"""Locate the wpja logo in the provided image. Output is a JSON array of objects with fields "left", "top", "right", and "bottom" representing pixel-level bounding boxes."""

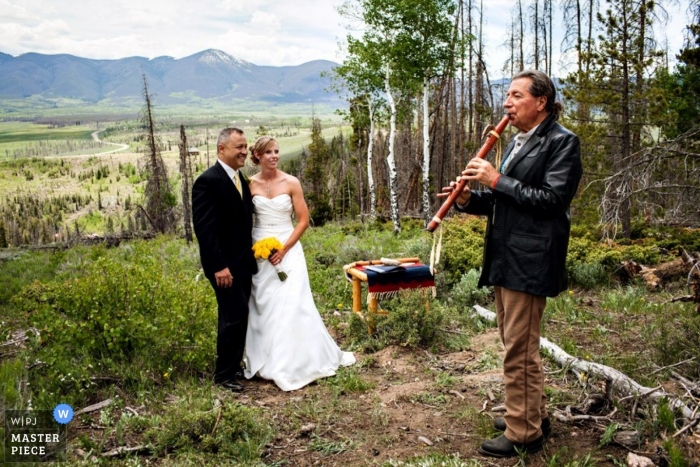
[{"left": 3, "top": 406, "right": 69, "bottom": 462}]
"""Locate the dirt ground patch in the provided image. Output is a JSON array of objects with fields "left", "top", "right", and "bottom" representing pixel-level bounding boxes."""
[
  {"left": 232, "top": 328, "right": 639, "bottom": 466},
  {"left": 63, "top": 307, "right": 698, "bottom": 466}
]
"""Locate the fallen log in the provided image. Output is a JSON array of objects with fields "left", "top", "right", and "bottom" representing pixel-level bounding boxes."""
[
  {"left": 472, "top": 305, "right": 697, "bottom": 420},
  {"left": 621, "top": 250, "right": 700, "bottom": 291}
]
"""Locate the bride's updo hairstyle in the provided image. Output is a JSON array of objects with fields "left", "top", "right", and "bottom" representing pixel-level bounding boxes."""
[{"left": 249, "top": 135, "right": 278, "bottom": 166}]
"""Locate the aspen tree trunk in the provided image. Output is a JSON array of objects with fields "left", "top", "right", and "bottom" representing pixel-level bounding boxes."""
[
  {"left": 534, "top": 0, "right": 540, "bottom": 68},
  {"left": 422, "top": 76, "right": 431, "bottom": 225},
  {"left": 385, "top": 63, "right": 401, "bottom": 234},
  {"left": 367, "top": 99, "right": 377, "bottom": 221}
]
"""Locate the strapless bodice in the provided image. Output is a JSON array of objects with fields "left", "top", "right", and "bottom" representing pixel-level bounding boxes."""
[{"left": 253, "top": 194, "right": 294, "bottom": 228}]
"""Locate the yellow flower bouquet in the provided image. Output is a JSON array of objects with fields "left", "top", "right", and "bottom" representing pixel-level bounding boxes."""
[{"left": 252, "top": 237, "right": 288, "bottom": 281}]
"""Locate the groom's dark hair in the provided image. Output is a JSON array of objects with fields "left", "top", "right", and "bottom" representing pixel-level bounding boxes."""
[{"left": 217, "top": 127, "right": 244, "bottom": 148}]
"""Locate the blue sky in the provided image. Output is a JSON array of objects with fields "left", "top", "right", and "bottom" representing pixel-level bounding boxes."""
[{"left": 0, "top": 0, "right": 692, "bottom": 78}]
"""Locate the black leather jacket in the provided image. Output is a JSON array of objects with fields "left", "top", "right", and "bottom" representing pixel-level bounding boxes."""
[{"left": 456, "top": 113, "right": 582, "bottom": 297}]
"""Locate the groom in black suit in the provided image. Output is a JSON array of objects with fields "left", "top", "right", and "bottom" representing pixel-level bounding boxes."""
[{"left": 192, "top": 127, "right": 257, "bottom": 391}]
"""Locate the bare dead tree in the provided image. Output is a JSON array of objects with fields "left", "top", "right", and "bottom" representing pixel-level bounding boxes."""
[
  {"left": 467, "top": 0, "right": 475, "bottom": 157},
  {"left": 140, "top": 73, "right": 176, "bottom": 234},
  {"left": 561, "top": 0, "right": 582, "bottom": 73},
  {"left": 547, "top": 0, "right": 553, "bottom": 75},
  {"left": 458, "top": 0, "right": 468, "bottom": 173},
  {"left": 518, "top": 0, "right": 525, "bottom": 69},
  {"left": 598, "top": 128, "right": 700, "bottom": 237},
  {"left": 178, "top": 125, "right": 193, "bottom": 243}
]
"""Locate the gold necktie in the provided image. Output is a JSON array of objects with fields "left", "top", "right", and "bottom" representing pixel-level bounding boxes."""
[{"left": 233, "top": 172, "right": 242, "bottom": 196}]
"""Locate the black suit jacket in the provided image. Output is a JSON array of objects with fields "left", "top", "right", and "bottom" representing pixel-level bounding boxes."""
[{"left": 192, "top": 161, "right": 257, "bottom": 281}]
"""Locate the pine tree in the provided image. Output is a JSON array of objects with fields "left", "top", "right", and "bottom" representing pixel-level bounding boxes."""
[
  {"left": 304, "top": 118, "right": 333, "bottom": 226},
  {"left": 564, "top": 0, "right": 664, "bottom": 238}
]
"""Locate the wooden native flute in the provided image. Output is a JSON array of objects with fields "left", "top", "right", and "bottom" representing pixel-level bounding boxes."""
[{"left": 426, "top": 114, "right": 510, "bottom": 232}]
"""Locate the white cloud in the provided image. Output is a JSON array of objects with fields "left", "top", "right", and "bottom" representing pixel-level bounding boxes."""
[
  {"left": 249, "top": 11, "right": 281, "bottom": 31},
  {"left": 0, "top": 0, "right": 692, "bottom": 72}
]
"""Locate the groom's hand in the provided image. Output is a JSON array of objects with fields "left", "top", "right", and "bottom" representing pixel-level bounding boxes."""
[{"left": 215, "top": 268, "right": 234, "bottom": 288}]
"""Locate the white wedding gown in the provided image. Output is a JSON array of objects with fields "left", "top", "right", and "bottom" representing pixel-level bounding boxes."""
[{"left": 243, "top": 194, "right": 356, "bottom": 391}]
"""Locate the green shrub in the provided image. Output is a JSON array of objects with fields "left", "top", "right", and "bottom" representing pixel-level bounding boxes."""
[
  {"left": 0, "top": 359, "right": 28, "bottom": 410},
  {"left": 570, "top": 262, "right": 609, "bottom": 289},
  {"left": 346, "top": 291, "right": 446, "bottom": 351},
  {"left": 436, "top": 216, "right": 486, "bottom": 287},
  {"left": 318, "top": 366, "right": 375, "bottom": 395},
  {"left": 12, "top": 239, "right": 216, "bottom": 407},
  {"left": 641, "top": 226, "right": 700, "bottom": 254},
  {"left": 566, "top": 237, "right": 663, "bottom": 288},
  {"left": 450, "top": 269, "right": 492, "bottom": 307}
]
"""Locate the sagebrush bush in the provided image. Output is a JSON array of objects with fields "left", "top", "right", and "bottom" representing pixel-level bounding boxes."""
[
  {"left": 450, "top": 269, "right": 493, "bottom": 308},
  {"left": 569, "top": 262, "right": 609, "bottom": 289}
]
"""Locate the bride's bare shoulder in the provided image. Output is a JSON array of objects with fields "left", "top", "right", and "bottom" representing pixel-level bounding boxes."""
[{"left": 280, "top": 172, "right": 300, "bottom": 185}]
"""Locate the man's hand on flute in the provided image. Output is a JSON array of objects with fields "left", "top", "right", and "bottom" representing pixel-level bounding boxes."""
[
  {"left": 437, "top": 174, "right": 472, "bottom": 205},
  {"left": 438, "top": 156, "right": 500, "bottom": 205},
  {"left": 464, "top": 157, "right": 500, "bottom": 188}
]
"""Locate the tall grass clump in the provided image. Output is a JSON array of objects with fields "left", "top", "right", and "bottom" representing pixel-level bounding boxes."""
[
  {"left": 649, "top": 300, "right": 700, "bottom": 380},
  {"left": 143, "top": 396, "right": 273, "bottom": 463},
  {"left": 11, "top": 237, "right": 215, "bottom": 408}
]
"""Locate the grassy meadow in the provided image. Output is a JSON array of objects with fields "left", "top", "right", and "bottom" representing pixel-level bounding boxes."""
[
  {"left": 1, "top": 114, "right": 699, "bottom": 466},
  {"left": 0, "top": 116, "right": 349, "bottom": 241},
  {"left": 1, "top": 220, "right": 699, "bottom": 466}
]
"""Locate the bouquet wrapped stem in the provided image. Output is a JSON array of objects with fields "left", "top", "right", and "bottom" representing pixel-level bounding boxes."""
[
  {"left": 270, "top": 249, "right": 288, "bottom": 281},
  {"left": 252, "top": 237, "right": 288, "bottom": 281}
]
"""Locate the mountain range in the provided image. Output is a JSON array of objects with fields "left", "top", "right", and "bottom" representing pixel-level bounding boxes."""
[{"left": 0, "top": 49, "right": 341, "bottom": 106}]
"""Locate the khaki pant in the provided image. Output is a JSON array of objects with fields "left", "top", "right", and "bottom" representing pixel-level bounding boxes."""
[{"left": 495, "top": 286, "right": 548, "bottom": 443}]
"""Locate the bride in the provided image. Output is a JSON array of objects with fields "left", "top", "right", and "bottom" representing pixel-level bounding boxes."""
[{"left": 242, "top": 135, "right": 356, "bottom": 391}]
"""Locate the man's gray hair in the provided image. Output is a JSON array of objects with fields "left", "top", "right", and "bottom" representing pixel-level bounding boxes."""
[
  {"left": 512, "top": 69, "right": 563, "bottom": 117},
  {"left": 217, "top": 127, "right": 244, "bottom": 148}
]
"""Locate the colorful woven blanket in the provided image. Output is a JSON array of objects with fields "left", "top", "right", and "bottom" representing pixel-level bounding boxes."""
[{"left": 353, "top": 263, "right": 435, "bottom": 298}]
